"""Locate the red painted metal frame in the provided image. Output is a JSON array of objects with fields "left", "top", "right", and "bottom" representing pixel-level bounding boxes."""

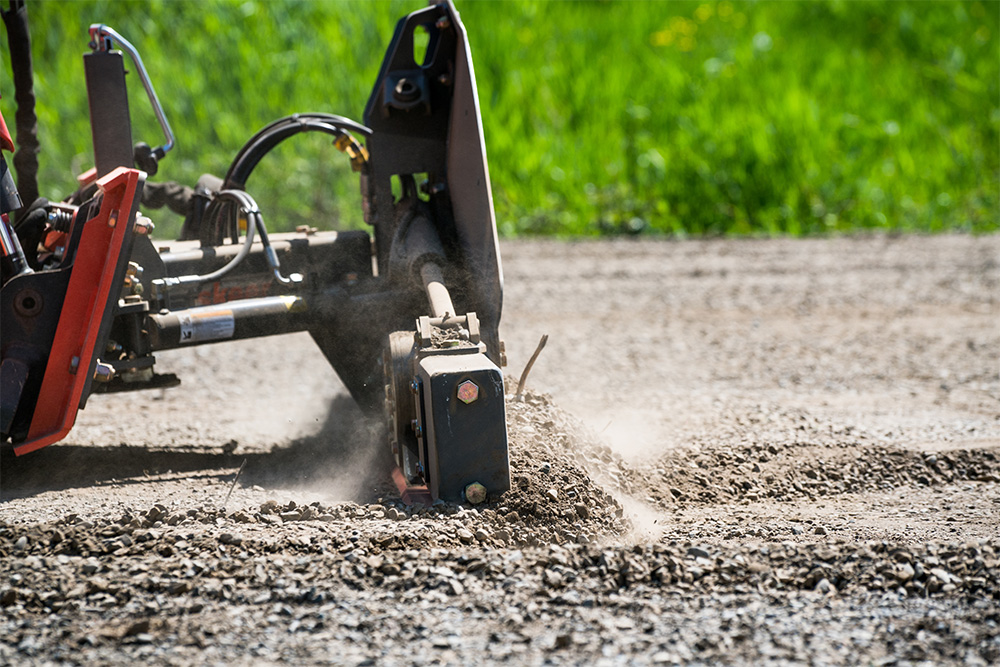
[
  {"left": 391, "top": 466, "right": 433, "bottom": 506},
  {"left": 14, "top": 167, "right": 142, "bottom": 455}
]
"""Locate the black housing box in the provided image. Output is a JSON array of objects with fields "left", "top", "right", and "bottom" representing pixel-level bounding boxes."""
[{"left": 416, "top": 348, "right": 509, "bottom": 501}]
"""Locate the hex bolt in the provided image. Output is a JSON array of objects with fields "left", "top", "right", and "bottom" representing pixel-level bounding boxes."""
[
  {"left": 93, "top": 362, "right": 116, "bottom": 383},
  {"left": 134, "top": 215, "right": 155, "bottom": 235},
  {"left": 464, "top": 482, "right": 487, "bottom": 505},
  {"left": 457, "top": 380, "right": 479, "bottom": 404}
]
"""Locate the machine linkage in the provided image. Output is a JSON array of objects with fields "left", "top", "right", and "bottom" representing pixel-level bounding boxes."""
[{"left": 0, "top": 0, "right": 509, "bottom": 502}]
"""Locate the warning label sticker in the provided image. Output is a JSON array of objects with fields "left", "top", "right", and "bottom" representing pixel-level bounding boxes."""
[{"left": 178, "top": 310, "right": 235, "bottom": 344}]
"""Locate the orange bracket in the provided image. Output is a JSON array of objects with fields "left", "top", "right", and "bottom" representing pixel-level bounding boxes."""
[{"left": 15, "top": 167, "right": 144, "bottom": 455}]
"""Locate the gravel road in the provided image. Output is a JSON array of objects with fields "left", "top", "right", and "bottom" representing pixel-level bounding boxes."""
[{"left": 2, "top": 234, "right": 999, "bottom": 665}]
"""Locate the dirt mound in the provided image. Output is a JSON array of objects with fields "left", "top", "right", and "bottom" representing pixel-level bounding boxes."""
[
  {"left": 532, "top": 400, "right": 1000, "bottom": 511},
  {"left": 649, "top": 442, "right": 999, "bottom": 506},
  {"left": 501, "top": 391, "right": 629, "bottom": 543}
]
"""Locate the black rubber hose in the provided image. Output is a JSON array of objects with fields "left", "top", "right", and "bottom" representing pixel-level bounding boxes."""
[
  {"left": 2, "top": 0, "right": 40, "bottom": 212},
  {"left": 11, "top": 197, "right": 49, "bottom": 270},
  {"left": 159, "top": 190, "right": 258, "bottom": 288},
  {"left": 229, "top": 112, "right": 370, "bottom": 169},
  {"left": 222, "top": 113, "right": 370, "bottom": 191}
]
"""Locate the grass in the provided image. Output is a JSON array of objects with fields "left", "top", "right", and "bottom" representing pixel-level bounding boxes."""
[{"left": 3, "top": 0, "right": 997, "bottom": 238}]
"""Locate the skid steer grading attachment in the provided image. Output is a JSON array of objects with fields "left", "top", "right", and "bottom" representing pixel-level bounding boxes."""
[{"left": 0, "top": 0, "right": 509, "bottom": 502}]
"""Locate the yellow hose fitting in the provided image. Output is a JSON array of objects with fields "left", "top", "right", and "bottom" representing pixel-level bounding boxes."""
[{"left": 334, "top": 134, "right": 370, "bottom": 172}]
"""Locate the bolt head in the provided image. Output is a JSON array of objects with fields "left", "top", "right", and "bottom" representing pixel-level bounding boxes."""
[
  {"left": 464, "top": 482, "right": 487, "bottom": 505},
  {"left": 93, "top": 363, "right": 115, "bottom": 382},
  {"left": 457, "top": 380, "right": 479, "bottom": 404},
  {"left": 134, "top": 215, "right": 154, "bottom": 235}
]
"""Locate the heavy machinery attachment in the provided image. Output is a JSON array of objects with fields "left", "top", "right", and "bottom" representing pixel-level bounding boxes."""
[{"left": 0, "top": 0, "right": 509, "bottom": 502}]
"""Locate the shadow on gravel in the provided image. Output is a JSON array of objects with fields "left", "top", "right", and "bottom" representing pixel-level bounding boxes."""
[{"left": 0, "top": 395, "right": 387, "bottom": 502}]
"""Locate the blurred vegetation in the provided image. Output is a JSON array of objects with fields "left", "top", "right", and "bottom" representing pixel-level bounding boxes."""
[{"left": 1, "top": 0, "right": 997, "bottom": 238}]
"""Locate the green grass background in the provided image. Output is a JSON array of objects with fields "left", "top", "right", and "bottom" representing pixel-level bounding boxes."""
[{"left": 2, "top": 0, "right": 997, "bottom": 238}]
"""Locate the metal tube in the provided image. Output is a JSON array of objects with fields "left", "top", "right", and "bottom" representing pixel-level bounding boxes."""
[
  {"left": 420, "top": 261, "right": 455, "bottom": 319},
  {"left": 0, "top": 213, "right": 30, "bottom": 277},
  {"left": 147, "top": 295, "right": 310, "bottom": 351}
]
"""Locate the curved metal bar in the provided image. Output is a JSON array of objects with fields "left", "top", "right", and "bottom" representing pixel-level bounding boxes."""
[{"left": 88, "top": 24, "right": 175, "bottom": 157}]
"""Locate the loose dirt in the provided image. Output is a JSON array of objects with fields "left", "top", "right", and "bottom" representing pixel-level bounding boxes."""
[{"left": 2, "top": 234, "right": 998, "bottom": 665}]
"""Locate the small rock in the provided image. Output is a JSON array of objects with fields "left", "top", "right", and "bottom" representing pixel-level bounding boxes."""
[
  {"left": 574, "top": 503, "right": 589, "bottom": 519},
  {"left": 929, "top": 568, "right": 953, "bottom": 585},
  {"left": 170, "top": 581, "right": 191, "bottom": 595},
  {"left": 687, "top": 546, "right": 711, "bottom": 560},
  {"left": 146, "top": 505, "right": 167, "bottom": 523},
  {"left": 814, "top": 526, "right": 827, "bottom": 536},
  {"left": 13, "top": 536, "right": 27, "bottom": 551},
  {"left": 123, "top": 620, "right": 151, "bottom": 637},
  {"left": 815, "top": 578, "right": 835, "bottom": 595},
  {"left": 544, "top": 489, "right": 559, "bottom": 503},
  {"left": 457, "top": 529, "right": 475, "bottom": 544}
]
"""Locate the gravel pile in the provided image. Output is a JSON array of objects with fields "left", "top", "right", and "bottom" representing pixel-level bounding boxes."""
[
  {"left": 555, "top": 401, "right": 1000, "bottom": 509},
  {"left": 633, "top": 440, "right": 1000, "bottom": 509},
  {"left": 502, "top": 392, "right": 629, "bottom": 543},
  {"left": 2, "top": 509, "right": 998, "bottom": 664},
  {"left": 2, "top": 513, "right": 998, "bottom": 605}
]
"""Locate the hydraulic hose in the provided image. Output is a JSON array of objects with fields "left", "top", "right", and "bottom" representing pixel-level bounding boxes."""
[
  {"left": 153, "top": 189, "right": 258, "bottom": 289},
  {"left": 154, "top": 188, "right": 300, "bottom": 291},
  {"left": 2, "top": 0, "right": 40, "bottom": 211},
  {"left": 223, "top": 113, "right": 371, "bottom": 191}
]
